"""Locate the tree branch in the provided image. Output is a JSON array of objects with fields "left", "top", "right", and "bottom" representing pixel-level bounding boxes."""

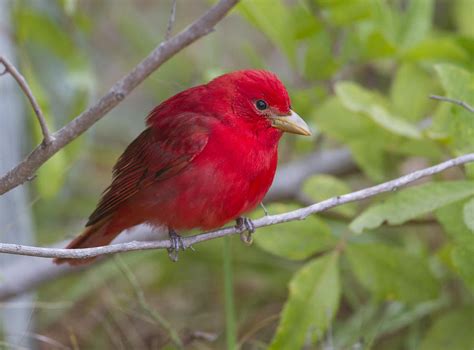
[
  {"left": 0, "top": 0, "right": 239, "bottom": 196},
  {"left": 0, "top": 228, "right": 166, "bottom": 301},
  {"left": 430, "top": 95, "right": 474, "bottom": 113},
  {"left": 0, "top": 147, "right": 355, "bottom": 301},
  {"left": 0, "top": 153, "right": 472, "bottom": 260},
  {"left": 0, "top": 55, "right": 53, "bottom": 144}
]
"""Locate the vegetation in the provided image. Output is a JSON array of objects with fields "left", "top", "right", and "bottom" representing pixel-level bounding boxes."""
[{"left": 2, "top": 0, "right": 473, "bottom": 349}]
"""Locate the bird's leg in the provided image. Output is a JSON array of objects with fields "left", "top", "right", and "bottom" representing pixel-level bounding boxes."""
[
  {"left": 167, "top": 228, "right": 185, "bottom": 262},
  {"left": 235, "top": 216, "right": 256, "bottom": 245},
  {"left": 260, "top": 202, "right": 269, "bottom": 216}
]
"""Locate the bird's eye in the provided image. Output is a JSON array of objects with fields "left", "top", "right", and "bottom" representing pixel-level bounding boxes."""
[{"left": 255, "top": 99, "right": 268, "bottom": 111}]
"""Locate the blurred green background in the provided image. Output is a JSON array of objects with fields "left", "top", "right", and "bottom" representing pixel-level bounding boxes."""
[{"left": 1, "top": 0, "right": 474, "bottom": 349}]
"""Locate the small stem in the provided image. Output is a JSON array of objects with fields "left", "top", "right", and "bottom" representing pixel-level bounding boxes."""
[
  {"left": 114, "top": 255, "right": 183, "bottom": 349},
  {"left": 165, "top": 0, "right": 177, "bottom": 40},
  {"left": 430, "top": 95, "right": 474, "bottom": 113},
  {"left": 260, "top": 202, "right": 269, "bottom": 216},
  {"left": 0, "top": 56, "right": 54, "bottom": 144},
  {"left": 223, "top": 236, "right": 237, "bottom": 350}
]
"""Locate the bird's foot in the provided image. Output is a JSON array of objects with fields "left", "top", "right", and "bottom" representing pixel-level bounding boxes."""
[
  {"left": 167, "top": 229, "right": 186, "bottom": 262},
  {"left": 236, "top": 216, "right": 255, "bottom": 245}
]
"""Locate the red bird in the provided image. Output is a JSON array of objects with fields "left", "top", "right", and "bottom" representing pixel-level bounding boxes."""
[{"left": 55, "top": 70, "right": 311, "bottom": 265}]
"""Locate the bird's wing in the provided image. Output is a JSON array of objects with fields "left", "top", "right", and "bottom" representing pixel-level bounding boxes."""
[{"left": 86, "top": 113, "right": 211, "bottom": 226}]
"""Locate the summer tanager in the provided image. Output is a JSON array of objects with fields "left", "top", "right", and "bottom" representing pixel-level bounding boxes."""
[{"left": 54, "top": 70, "right": 311, "bottom": 265}]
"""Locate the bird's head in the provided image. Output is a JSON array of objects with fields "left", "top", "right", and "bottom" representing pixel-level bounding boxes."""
[{"left": 206, "top": 70, "right": 311, "bottom": 137}]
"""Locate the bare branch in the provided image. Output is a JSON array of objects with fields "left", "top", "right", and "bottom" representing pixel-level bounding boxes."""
[
  {"left": 430, "top": 95, "right": 474, "bottom": 113},
  {"left": 0, "top": 0, "right": 239, "bottom": 196},
  {"left": 0, "top": 55, "right": 53, "bottom": 144},
  {"left": 0, "top": 153, "right": 472, "bottom": 261},
  {"left": 166, "top": 0, "right": 178, "bottom": 40},
  {"left": 0, "top": 147, "right": 354, "bottom": 300},
  {"left": 0, "top": 228, "right": 165, "bottom": 301}
]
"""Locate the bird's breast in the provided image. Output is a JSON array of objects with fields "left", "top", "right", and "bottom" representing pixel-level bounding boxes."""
[{"left": 147, "top": 125, "right": 279, "bottom": 230}]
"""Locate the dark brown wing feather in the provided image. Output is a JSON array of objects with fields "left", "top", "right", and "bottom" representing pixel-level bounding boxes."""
[{"left": 86, "top": 114, "right": 211, "bottom": 226}]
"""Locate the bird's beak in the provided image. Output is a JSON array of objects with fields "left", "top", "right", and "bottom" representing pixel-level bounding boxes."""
[{"left": 270, "top": 110, "right": 312, "bottom": 136}]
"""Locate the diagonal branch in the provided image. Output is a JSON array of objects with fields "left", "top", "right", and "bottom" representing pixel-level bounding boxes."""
[
  {"left": 0, "top": 55, "right": 53, "bottom": 144},
  {"left": 0, "top": 0, "right": 239, "bottom": 196},
  {"left": 0, "top": 153, "right": 473, "bottom": 260},
  {"left": 430, "top": 95, "right": 474, "bottom": 113}
]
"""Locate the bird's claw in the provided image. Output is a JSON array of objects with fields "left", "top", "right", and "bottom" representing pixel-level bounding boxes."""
[
  {"left": 167, "top": 229, "right": 186, "bottom": 262},
  {"left": 236, "top": 217, "right": 255, "bottom": 245}
]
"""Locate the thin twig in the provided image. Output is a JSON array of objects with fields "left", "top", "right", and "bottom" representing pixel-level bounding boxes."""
[
  {"left": 430, "top": 95, "right": 474, "bottom": 113},
  {"left": 114, "top": 255, "right": 183, "bottom": 349},
  {"left": 0, "top": 153, "right": 473, "bottom": 260},
  {"left": 165, "top": 0, "right": 177, "bottom": 40},
  {"left": 0, "top": 56, "right": 53, "bottom": 144},
  {"left": 0, "top": 148, "right": 354, "bottom": 301},
  {"left": 0, "top": 0, "right": 239, "bottom": 196}
]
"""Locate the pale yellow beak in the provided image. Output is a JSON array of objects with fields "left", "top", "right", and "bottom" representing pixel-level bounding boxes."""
[{"left": 270, "top": 110, "right": 312, "bottom": 136}]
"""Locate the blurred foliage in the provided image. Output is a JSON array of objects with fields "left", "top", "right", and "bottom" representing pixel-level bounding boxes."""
[{"left": 3, "top": 0, "right": 474, "bottom": 349}]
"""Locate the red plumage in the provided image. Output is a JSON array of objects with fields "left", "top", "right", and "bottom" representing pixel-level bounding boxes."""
[{"left": 55, "top": 70, "right": 310, "bottom": 265}]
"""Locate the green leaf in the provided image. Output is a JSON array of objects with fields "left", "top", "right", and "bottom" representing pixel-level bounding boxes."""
[
  {"left": 397, "top": 0, "right": 434, "bottom": 51},
  {"left": 350, "top": 181, "right": 474, "bottom": 234},
  {"left": 349, "top": 139, "right": 394, "bottom": 182},
  {"left": 393, "top": 138, "right": 443, "bottom": 160},
  {"left": 14, "top": 7, "right": 86, "bottom": 68},
  {"left": 335, "top": 300, "right": 448, "bottom": 350},
  {"left": 452, "top": 241, "right": 474, "bottom": 293},
  {"left": 436, "top": 64, "right": 474, "bottom": 106},
  {"left": 313, "top": 97, "right": 372, "bottom": 140},
  {"left": 336, "top": 82, "right": 421, "bottom": 139},
  {"left": 403, "top": 37, "right": 470, "bottom": 63},
  {"left": 304, "top": 32, "right": 340, "bottom": 81},
  {"left": 432, "top": 64, "right": 474, "bottom": 153},
  {"left": 371, "top": 0, "right": 433, "bottom": 51},
  {"left": 302, "top": 175, "right": 357, "bottom": 217},
  {"left": 454, "top": 0, "right": 474, "bottom": 37},
  {"left": 346, "top": 244, "right": 439, "bottom": 302},
  {"left": 436, "top": 200, "right": 472, "bottom": 242},
  {"left": 390, "top": 63, "right": 435, "bottom": 122},
  {"left": 362, "top": 30, "right": 397, "bottom": 59},
  {"left": 254, "top": 204, "right": 337, "bottom": 260},
  {"left": 370, "top": 0, "right": 399, "bottom": 45},
  {"left": 269, "top": 253, "right": 340, "bottom": 349},
  {"left": 290, "top": 5, "right": 322, "bottom": 40},
  {"left": 420, "top": 308, "right": 474, "bottom": 350},
  {"left": 312, "top": 0, "right": 371, "bottom": 26},
  {"left": 463, "top": 197, "right": 474, "bottom": 232},
  {"left": 237, "top": 0, "right": 297, "bottom": 64},
  {"left": 436, "top": 200, "right": 474, "bottom": 293},
  {"left": 313, "top": 97, "right": 395, "bottom": 181}
]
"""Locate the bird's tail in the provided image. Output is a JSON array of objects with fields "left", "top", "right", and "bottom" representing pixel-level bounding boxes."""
[{"left": 54, "top": 219, "right": 119, "bottom": 266}]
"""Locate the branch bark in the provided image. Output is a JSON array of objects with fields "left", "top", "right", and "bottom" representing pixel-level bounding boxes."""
[
  {"left": 0, "top": 0, "right": 239, "bottom": 196},
  {"left": 0, "top": 153, "right": 472, "bottom": 261},
  {"left": 430, "top": 95, "right": 474, "bottom": 113},
  {"left": 0, "top": 55, "right": 53, "bottom": 144}
]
